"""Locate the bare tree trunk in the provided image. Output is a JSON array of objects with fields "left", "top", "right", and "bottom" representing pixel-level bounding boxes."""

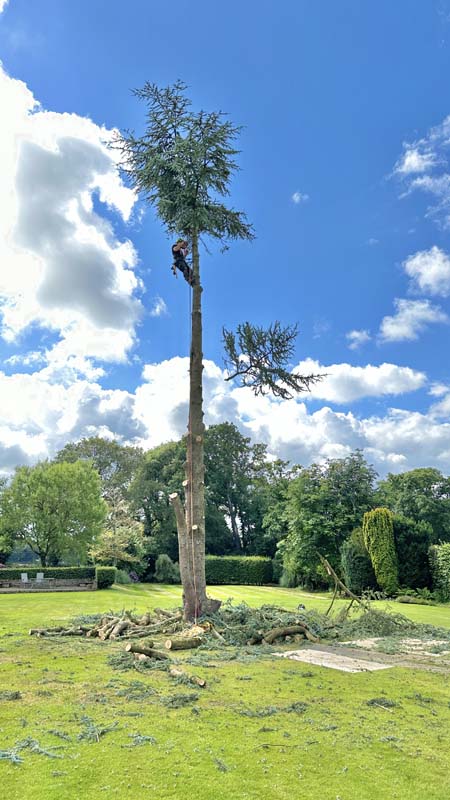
[
  {"left": 183, "top": 230, "right": 208, "bottom": 620},
  {"left": 170, "top": 232, "right": 221, "bottom": 622}
]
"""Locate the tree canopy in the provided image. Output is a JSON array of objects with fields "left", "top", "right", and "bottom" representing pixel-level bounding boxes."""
[{"left": 0, "top": 461, "right": 106, "bottom": 565}]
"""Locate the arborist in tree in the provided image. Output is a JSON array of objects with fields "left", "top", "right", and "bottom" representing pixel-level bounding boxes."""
[{"left": 171, "top": 239, "right": 194, "bottom": 285}]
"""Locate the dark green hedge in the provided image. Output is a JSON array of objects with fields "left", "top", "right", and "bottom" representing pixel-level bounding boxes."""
[
  {"left": 96, "top": 566, "right": 116, "bottom": 589},
  {"left": 341, "top": 530, "right": 377, "bottom": 595},
  {"left": 0, "top": 567, "right": 95, "bottom": 581},
  {"left": 429, "top": 544, "right": 450, "bottom": 601},
  {"left": 205, "top": 556, "right": 272, "bottom": 585}
]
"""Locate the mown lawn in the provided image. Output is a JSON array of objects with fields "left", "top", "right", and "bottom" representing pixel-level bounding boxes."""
[{"left": 1, "top": 585, "right": 450, "bottom": 800}]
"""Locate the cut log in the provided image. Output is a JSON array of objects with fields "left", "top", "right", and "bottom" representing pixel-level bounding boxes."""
[
  {"left": 169, "top": 667, "right": 206, "bottom": 687},
  {"left": 109, "top": 620, "right": 131, "bottom": 639},
  {"left": 164, "top": 636, "right": 203, "bottom": 651},
  {"left": 263, "top": 625, "right": 319, "bottom": 645},
  {"left": 124, "top": 642, "right": 168, "bottom": 660}
]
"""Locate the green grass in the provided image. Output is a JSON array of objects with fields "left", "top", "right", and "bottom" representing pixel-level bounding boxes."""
[{"left": 1, "top": 585, "right": 450, "bottom": 799}]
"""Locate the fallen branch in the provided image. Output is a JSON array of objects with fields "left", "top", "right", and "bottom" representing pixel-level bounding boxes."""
[
  {"left": 124, "top": 642, "right": 169, "bottom": 660},
  {"left": 165, "top": 637, "right": 203, "bottom": 651},
  {"left": 263, "top": 624, "right": 319, "bottom": 645}
]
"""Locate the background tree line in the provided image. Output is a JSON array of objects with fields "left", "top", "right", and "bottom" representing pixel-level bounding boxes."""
[{"left": 1, "top": 426, "right": 450, "bottom": 593}]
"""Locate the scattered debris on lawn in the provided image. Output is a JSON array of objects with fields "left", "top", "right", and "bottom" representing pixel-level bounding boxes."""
[
  {"left": 342, "top": 637, "right": 450, "bottom": 657},
  {"left": 0, "top": 690, "right": 22, "bottom": 701},
  {"left": 122, "top": 733, "right": 157, "bottom": 747},
  {"left": 29, "top": 601, "right": 450, "bottom": 677},
  {"left": 76, "top": 716, "right": 119, "bottom": 743},
  {"left": 274, "top": 649, "right": 392, "bottom": 673}
]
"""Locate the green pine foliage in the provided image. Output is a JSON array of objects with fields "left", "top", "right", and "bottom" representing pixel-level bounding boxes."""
[
  {"left": 362, "top": 508, "right": 399, "bottom": 596},
  {"left": 429, "top": 543, "right": 450, "bottom": 601},
  {"left": 205, "top": 556, "right": 272, "bottom": 585}
]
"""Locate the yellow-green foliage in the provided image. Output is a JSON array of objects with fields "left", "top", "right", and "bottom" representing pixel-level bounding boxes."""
[{"left": 363, "top": 508, "right": 399, "bottom": 596}]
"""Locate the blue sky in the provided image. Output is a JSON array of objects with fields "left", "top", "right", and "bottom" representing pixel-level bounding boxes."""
[{"left": 1, "top": 0, "right": 450, "bottom": 476}]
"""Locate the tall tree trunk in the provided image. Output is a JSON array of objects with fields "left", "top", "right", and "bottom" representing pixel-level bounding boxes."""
[
  {"left": 170, "top": 232, "right": 220, "bottom": 621},
  {"left": 184, "top": 230, "right": 208, "bottom": 620}
]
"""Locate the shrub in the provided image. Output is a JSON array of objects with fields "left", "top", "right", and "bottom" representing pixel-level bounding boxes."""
[
  {"left": 96, "top": 566, "right": 116, "bottom": 589},
  {"left": 341, "top": 528, "right": 377, "bottom": 594},
  {"left": 429, "top": 543, "right": 450, "bottom": 601},
  {"left": 154, "top": 554, "right": 181, "bottom": 584},
  {"left": 0, "top": 566, "right": 95, "bottom": 581},
  {"left": 362, "top": 508, "right": 399, "bottom": 596},
  {"left": 205, "top": 556, "right": 273, "bottom": 585},
  {"left": 392, "top": 515, "right": 432, "bottom": 588},
  {"left": 396, "top": 595, "right": 434, "bottom": 605},
  {"left": 114, "top": 569, "right": 132, "bottom": 584}
]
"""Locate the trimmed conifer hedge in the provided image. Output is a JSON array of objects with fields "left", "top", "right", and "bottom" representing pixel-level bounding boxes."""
[
  {"left": 205, "top": 555, "right": 273, "bottom": 585},
  {"left": 96, "top": 566, "right": 116, "bottom": 589},
  {"left": 0, "top": 567, "right": 95, "bottom": 581},
  {"left": 429, "top": 543, "right": 450, "bottom": 601}
]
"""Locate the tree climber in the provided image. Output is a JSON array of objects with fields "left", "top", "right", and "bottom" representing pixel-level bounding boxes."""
[{"left": 171, "top": 239, "right": 194, "bottom": 285}]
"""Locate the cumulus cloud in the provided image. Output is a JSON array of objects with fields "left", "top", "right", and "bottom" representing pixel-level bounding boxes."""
[
  {"left": 402, "top": 245, "right": 450, "bottom": 297},
  {"left": 346, "top": 329, "right": 371, "bottom": 350},
  {"left": 1, "top": 354, "right": 450, "bottom": 477},
  {"left": 0, "top": 64, "right": 141, "bottom": 367},
  {"left": 0, "top": 0, "right": 8, "bottom": 13},
  {"left": 378, "top": 298, "right": 449, "bottom": 342},
  {"left": 292, "top": 359, "right": 425, "bottom": 403}
]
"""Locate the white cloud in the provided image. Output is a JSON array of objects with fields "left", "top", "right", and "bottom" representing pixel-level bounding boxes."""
[
  {"left": 149, "top": 296, "right": 168, "bottom": 317},
  {"left": 346, "top": 329, "right": 371, "bottom": 350},
  {"left": 0, "top": 63, "right": 141, "bottom": 366},
  {"left": 291, "top": 191, "right": 309, "bottom": 204},
  {"left": 1, "top": 354, "right": 450, "bottom": 478},
  {"left": 378, "top": 298, "right": 449, "bottom": 342},
  {"left": 394, "top": 146, "right": 436, "bottom": 175},
  {"left": 393, "top": 116, "right": 450, "bottom": 225},
  {"left": 403, "top": 245, "right": 450, "bottom": 297},
  {"left": 292, "top": 359, "right": 425, "bottom": 403},
  {"left": 0, "top": 0, "right": 8, "bottom": 13}
]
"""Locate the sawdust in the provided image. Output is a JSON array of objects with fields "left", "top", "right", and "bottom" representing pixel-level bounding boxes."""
[{"left": 274, "top": 648, "right": 392, "bottom": 673}]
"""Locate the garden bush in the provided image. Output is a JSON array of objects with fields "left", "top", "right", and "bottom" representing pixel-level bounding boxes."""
[
  {"left": 393, "top": 515, "right": 432, "bottom": 589},
  {"left": 362, "top": 508, "right": 399, "bottom": 596},
  {"left": 205, "top": 555, "right": 273, "bottom": 585},
  {"left": 341, "top": 528, "right": 377, "bottom": 594},
  {"left": 0, "top": 566, "right": 95, "bottom": 581},
  {"left": 95, "top": 566, "right": 116, "bottom": 589},
  {"left": 429, "top": 543, "right": 450, "bottom": 601},
  {"left": 114, "top": 569, "right": 132, "bottom": 584},
  {"left": 154, "top": 554, "right": 181, "bottom": 584}
]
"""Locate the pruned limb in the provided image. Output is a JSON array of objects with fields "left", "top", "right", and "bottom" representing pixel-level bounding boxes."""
[
  {"left": 169, "top": 667, "right": 206, "bottom": 688},
  {"left": 125, "top": 642, "right": 169, "bottom": 660},
  {"left": 318, "top": 554, "right": 369, "bottom": 609},
  {"left": 164, "top": 636, "right": 203, "bottom": 651},
  {"left": 263, "top": 624, "right": 319, "bottom": 645}
]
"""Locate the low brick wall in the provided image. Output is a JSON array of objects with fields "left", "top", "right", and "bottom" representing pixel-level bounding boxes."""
[{"left": 0, "top": 578, "right": 97, "bottom": 593}]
